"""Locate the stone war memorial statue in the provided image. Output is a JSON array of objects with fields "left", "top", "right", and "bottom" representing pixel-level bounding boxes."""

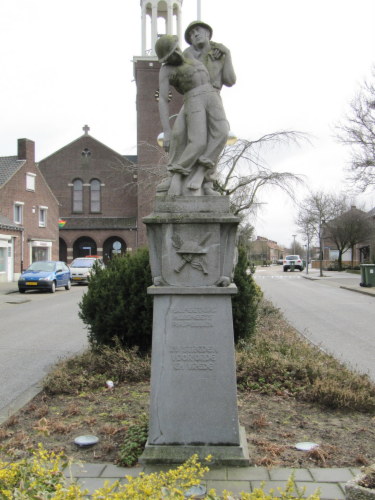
[
  {"left": 156, "top": 20, "right": 236, "bottom": 197},
  {"left": 141, "top": 21, "right": 249, "bottom": 466}
]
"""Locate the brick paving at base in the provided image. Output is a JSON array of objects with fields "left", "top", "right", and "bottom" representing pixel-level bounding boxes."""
[{"left": 64, "top": 463, "right": 359, "bottom": 499}]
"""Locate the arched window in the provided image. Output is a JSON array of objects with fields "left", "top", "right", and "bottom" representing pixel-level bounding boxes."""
[
  {"left": 73, "top": 179, "right": 83, "bottom": 212},
  {"left": 90, "top": 179, "right": 101, "bottom": 213}
]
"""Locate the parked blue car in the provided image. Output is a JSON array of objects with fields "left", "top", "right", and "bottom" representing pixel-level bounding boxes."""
[{"left": 18, "top": 261, "right": 71, "bottom": 293}]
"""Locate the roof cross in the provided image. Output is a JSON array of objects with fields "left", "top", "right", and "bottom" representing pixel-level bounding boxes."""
[{"left": 82, "top": 124, "right": 90, "bottom": 135}]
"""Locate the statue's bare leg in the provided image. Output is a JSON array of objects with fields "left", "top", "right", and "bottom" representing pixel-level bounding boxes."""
[
  {"left": 187, "top": 164, "right": 207, "bottom": 191},
  {"left": 168, "top": 173, "right": 183, "bottom": 196}
]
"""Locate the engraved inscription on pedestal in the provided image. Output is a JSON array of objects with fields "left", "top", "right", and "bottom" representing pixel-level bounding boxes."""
[{"left": 170, "top": 345, "right": 217, "bottom": 371}]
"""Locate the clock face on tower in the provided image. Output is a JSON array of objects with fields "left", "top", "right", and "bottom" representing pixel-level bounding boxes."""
[{"left": 154, "top": 89, "right": 173, "bottom": 102}]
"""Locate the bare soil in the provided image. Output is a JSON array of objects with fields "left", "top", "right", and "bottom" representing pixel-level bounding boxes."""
[{"left": 0, "top": 381, "right": 374, "bottom": 468}]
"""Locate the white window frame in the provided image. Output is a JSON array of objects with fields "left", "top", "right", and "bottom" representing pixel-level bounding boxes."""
[
  {"left": 14, "top": 202, "right": 24, "bottom": 224},
  {"left": 26, "top": 172, "right": 36, "bottom": 191},
  {"left": 39, "top": 206, "right": 48, "bottom": 227},
  {"left": 90, "top": 179, "right": 101, "bottom": 213}
]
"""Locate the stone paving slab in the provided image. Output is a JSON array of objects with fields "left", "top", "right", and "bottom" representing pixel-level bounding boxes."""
[
  {"left": 206, "top": 479, "right": 251, "bottom": 497},
  {"left": 227, "top": 466, "right": 270, "bottom": 480},
  {"left": 269, "top": 468, "right": 314, "bottom": 481},
  {"left": 250, "top": 480, "right": 345, "bottom": 500},
  {"left": 203, "top": 467, "right": 228, "bottom": 480},
  {"left": 75, "top": 477, "right": 119, "bottom": 495},
  {"left": 63, "top": 463, "right": 106, "bottom": 478},
  {"left": 100, "top": 464, "right": 142, "bottom": 478},
  {"left": 309, "top": 467, "right": 355, "bottom": 482},
  {"left": 296, "top": 481, "right": 345, "bottom": 500}
]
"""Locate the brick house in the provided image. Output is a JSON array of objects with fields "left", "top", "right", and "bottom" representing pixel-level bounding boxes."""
[
  {"left": 38, "top": 128, "right": 138, "bottom": 263},
  {"left": 250, "top": 236, "right": 284, "bottom": 264},
  {"left": 0, "top": 139, "right": 59, "bottom": 282}
]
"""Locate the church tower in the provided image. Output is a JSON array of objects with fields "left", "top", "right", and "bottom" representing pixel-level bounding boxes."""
[{"left": 135, "top": 0, "right": 184, "bottom": 247}]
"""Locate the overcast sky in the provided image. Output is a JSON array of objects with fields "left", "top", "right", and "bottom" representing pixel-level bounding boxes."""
[{"left": 1, "top": 0, "right": 375, "bottom": 247}]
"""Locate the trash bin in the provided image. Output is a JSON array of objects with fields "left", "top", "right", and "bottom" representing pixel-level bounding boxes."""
[{"left": 360, "top": 264, "right": 375, "bottom": 287}]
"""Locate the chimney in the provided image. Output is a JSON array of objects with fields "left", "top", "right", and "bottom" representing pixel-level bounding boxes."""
[{"left": 17, "top": 139, "right": 35, "bottom": 163}]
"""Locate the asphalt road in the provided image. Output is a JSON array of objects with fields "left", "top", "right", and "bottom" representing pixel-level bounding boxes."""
[
  {"left": 0, "top": 285, "right": 88, "bottom": 422},
  {"left": 254, "top": 266, "right": 375, "bottom": 382}
]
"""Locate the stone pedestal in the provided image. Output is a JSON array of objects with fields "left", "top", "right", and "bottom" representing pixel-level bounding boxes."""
[{"left": 141, "top": 196, "right": 249, "bottom": 466}]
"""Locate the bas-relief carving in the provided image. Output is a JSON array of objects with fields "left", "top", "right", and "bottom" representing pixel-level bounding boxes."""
[
  {"left": 162, "top": 224, "right": 219, "bottom": 286},
  {"left": 145, "top": 217, "right": 238, "bottom": 288}
]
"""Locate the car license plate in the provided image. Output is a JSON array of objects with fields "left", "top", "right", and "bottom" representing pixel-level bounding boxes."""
[
  {"left": 26, "top": 282, "right": 38, "bottom": 285},
  {"left": 72, "top": 277, "right": 82, "bottom": 280}
]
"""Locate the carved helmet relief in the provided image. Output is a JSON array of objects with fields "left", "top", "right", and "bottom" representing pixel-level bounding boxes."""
[{"left": 172, "top": 233, "right": 211, "bottom": 275}]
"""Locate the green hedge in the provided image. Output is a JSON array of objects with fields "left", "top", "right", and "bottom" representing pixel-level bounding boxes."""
[
  {"left": 232, "top": 246, "right": 263, "bottom": 343},
  {"left": 79, "top": 248, "right": 153, "bottom": 353}
]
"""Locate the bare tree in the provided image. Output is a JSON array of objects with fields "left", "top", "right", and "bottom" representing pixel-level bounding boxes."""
[
  {"left": 237, "top": 222, "right": 255, "bottom": 250},
  {"left": 296, "top": 191, "right": 342, "bottom": 276},
  {"left": 214, "top": 131, "right": 307, "bottom": 217},
  {"left": 285, "top": 238, "right": 305, "bottom": 257},
  {"left": 323, "top": 206, "right": 370, "bottom": 270},
  {"left": 336, "top": 66, "right": 375, "bottom": 191},
  {"left": 113, "top": 130, "right": 307, "bottom": 223}
]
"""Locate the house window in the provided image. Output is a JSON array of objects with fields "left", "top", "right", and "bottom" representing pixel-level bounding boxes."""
[
  {"left": 26, "top": 173, "right": 36, "bottom": 191},
  {"left": 90, "top": 179, "right": 101, "bottom": 213},
  {"left": 73, "top": 179, "right": 83, "bottom": 212},
  {"left": 14, "top": 202, "right": 24, "bottom": 224},
  {"left": 39, "top": 206, "right": 48, "bottom": 227}
]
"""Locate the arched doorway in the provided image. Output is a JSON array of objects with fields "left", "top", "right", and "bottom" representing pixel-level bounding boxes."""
[
  {"left": 103, "top": 237, "right": 127, "bottom": 264},
  {"left": 59, "top": 238, "right": 68, "bottom": 263},
  {"left": 73, "top": 236, "right": 97, "bottom": 259}
]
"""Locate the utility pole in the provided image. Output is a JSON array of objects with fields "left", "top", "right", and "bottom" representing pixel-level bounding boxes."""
[{"left": 197, "top": 0, "right": 201, "bottom": 20}]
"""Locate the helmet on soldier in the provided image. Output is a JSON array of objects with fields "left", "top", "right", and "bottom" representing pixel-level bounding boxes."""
[
  {"left": 184, "top": 21, "right": 213, "bottom": 45},
  {"left": 155, "top": 35, "right": 180, "bottom": 63}
]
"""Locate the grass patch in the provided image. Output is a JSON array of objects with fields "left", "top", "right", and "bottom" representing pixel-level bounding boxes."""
[
  {"left": 236, "top": 300, "right": 375, "bottom": 412},
  {"left": 43, "top": 299, "right": 375, "bottom": 412},
  {"left": 43, "top": 342, "right": 150, "bottom": 395}
]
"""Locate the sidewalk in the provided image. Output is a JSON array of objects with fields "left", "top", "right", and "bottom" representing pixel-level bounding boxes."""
[
  {"left": 0, "top": 280, "right": 18, "bottom": 294},
  {"left": 62, "top": 461, "right": 359, "bottom": 499},
  {"left": 0, "top": 278, "right": 367, "bottom": 499},
  {"left": 301, "top": 268, "right": 375, "bottom": 297}
]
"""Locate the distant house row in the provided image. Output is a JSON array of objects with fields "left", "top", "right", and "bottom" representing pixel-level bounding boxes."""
[
  {"left": 0, "top": 133, "right": 138, "bottom": 283},
  {"left": 251, "top": 206, "right": 375, "bottom": 268}
]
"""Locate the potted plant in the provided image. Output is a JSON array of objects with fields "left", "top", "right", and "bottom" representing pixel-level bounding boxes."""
[{"left": 346, "top": 464, "right": 375, "bottom": 500}]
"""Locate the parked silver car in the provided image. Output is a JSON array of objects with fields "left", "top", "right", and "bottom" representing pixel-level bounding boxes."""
[{"left": 69, "top": 256, "right": 104, "bottom": 284}]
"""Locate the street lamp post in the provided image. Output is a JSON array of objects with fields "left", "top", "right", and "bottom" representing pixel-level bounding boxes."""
[{"left": 292, "top": 234, "right": 296, "bottom": 254}]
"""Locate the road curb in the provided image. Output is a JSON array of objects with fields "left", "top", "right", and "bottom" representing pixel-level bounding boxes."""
[
  {"left": 0, "top": 382, "right": 43, "bottom": 425},
  {"left": 340, "top": 285, "right": 375, "bottom": 297}
]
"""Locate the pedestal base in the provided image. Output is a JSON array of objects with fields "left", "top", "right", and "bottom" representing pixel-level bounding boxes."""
[{"left": 140, "top": 426, "right": 250, "bottom": 466}]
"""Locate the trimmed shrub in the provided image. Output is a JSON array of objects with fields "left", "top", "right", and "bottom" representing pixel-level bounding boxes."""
[
  {"left": 79, "top": 248, "right": 153, "bottom": 353},
  {"left": 232, "top": 246, "right": 263, "bottom": 344}
]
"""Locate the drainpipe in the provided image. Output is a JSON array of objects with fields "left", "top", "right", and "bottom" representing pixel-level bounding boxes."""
[{"left": 21, "top": 228, "right": 24, "bottom": 272}]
